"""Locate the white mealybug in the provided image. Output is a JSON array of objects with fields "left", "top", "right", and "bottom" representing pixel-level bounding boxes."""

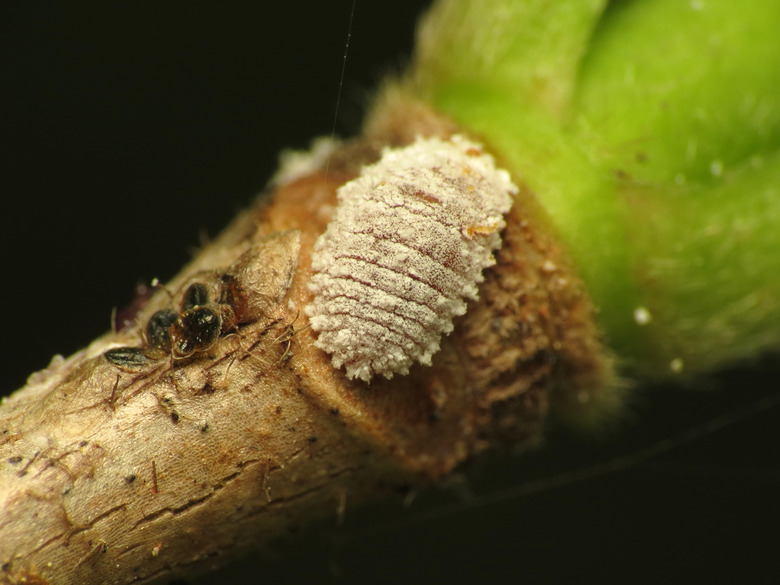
[{"left": 306, "top": 135, "right": 517, "bottom": 382}]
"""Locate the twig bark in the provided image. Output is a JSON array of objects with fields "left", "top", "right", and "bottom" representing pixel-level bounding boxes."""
[{"left": 0, "top": 105, "right": 615, "bottom": 584}]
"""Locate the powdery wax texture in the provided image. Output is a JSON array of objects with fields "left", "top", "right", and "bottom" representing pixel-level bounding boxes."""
[{"left": 306, "top": 136, "right": 517, "bottom": 382}]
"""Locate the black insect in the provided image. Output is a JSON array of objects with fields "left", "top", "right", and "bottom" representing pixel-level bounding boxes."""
[
  {"left": 104, "top": 347, "right": 149, "bottom": 368},
  {"left": 145, "top": 309, "right": 178, "bottom": 352},
  {"left": 106, "top": 281, "right": 236, "bottom": 367},
  {"left": 181, "top": 282, "right": 210, "bottom": 312},
  {"left": 171, "top": 306, "right": 223, "bottom": 357},
  {"left": 169, "top": 282, "right": 234, "bottom": 358}
]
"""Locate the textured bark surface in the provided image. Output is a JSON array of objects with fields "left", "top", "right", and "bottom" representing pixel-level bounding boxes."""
[{"left": 0, "top": 112, "right": 614, "bottom": 584}]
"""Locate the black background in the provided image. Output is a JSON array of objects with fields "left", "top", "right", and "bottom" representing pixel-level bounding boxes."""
[{"left": 2, "top": 2, "right": 779, "bottom": 584}]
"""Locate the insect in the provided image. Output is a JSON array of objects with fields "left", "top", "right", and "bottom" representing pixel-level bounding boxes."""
[
  {"left": 145, "top": 309, "right": 179, "bottom": 353},
  {"left": 103, "top": 347, "right": 150, "bottom": 369},
  {"left": 305, "top": 135, "right": 516, "bottom": 382},
  {"left": 171, "top": 306, "right": 224, "bottom": 357},
  {"left": 170, "top": 282, "right": 236, "bottom": 358},
  {"left": 181, "top": 282, "right": 211, "bottom": 311},
  {"left": 104, "top": 280, "right": 237, "bottom": 368}
]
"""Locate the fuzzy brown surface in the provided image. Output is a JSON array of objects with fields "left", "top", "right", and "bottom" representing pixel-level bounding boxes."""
[{"left": 0, "top": 122, "right": 611, "bottom": 584}]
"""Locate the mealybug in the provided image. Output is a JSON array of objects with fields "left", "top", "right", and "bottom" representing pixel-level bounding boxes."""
[{"left": 305, "top": 135, "right": 516, "bottom": 381}]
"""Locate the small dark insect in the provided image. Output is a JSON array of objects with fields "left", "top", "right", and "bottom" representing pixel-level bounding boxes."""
[
  {"left": 171, "top": 306, "right": 223, "bottom": 357},
  {"left": 145, "top": 309, "right": 179, "bottom": 352},
  {"left": 138, "top": 281, "right": 236, "bottom": 360},
  {"left": 104, "top": 347, "right": 149, "bottom": 368},
  {"left": 181, "top": 282, "right": 211, "bottom": 312}
]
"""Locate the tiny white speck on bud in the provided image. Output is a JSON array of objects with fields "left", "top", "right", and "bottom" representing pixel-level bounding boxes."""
[
  {"left": 710, "top": 159, "right": 724, "bottom": 177},
  {"left": 634, "top": 306, "right": 652, "bottom": 326},
  {"left": 670, "top": 358, "right": 684, "bottom": 373},
  {"left": 306, "top": 135, "right": 517, "bottom": 382}
]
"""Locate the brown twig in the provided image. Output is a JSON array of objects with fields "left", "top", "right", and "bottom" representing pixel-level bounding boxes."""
[{"left": 0, "top": 102, "right": 614, "bottom": 584}]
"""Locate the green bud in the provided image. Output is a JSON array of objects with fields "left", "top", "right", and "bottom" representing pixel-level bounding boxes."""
[{"left": 407, "top": 0, "right": 780, "bottom": 376}]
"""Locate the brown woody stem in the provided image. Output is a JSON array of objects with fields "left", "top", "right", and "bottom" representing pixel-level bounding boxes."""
[{"left": 0, "top": 101, "right": 614, "bottom": 584}]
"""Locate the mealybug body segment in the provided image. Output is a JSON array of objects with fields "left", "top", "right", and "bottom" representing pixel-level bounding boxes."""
[{"left": 306, "top": 135, "right": 517, "bottom": 382}]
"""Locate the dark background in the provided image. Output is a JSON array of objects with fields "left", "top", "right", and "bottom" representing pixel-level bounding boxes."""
[{"left": 2, "top": 2, "right": 778, "bottom": 584}]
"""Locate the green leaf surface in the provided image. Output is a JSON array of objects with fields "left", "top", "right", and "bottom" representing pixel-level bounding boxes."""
[{"left": 409, "top": 0, "right": 780, "bottom": 376}]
